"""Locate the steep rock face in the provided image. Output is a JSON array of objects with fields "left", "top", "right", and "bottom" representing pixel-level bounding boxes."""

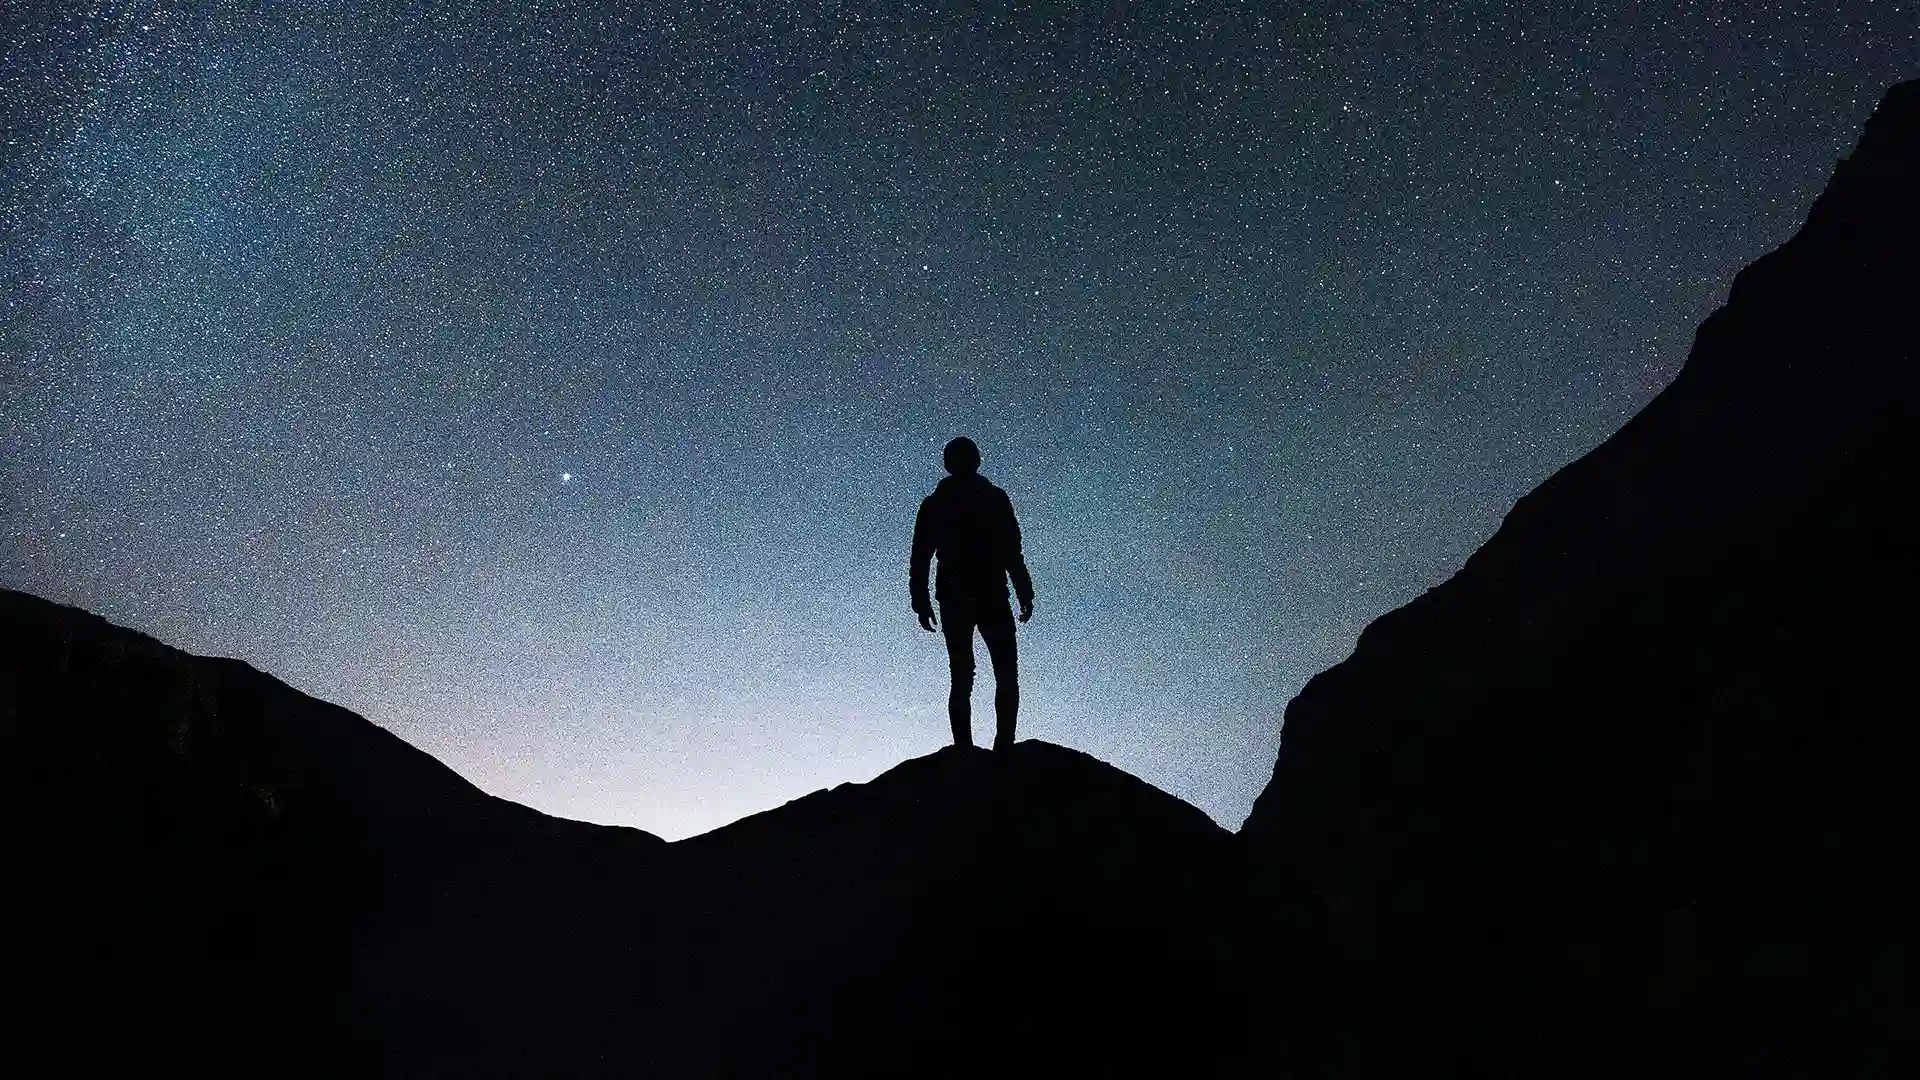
[
  {"left": 1242, "top": 81, "right": 1919, "bottom": 1078},
  {"left": 4, "top": 587, "right": 1243, "bottom": 1076}
]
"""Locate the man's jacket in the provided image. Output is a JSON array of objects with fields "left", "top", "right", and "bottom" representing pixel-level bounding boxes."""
[{"left": 910, "top": 473, "right": 1035, "bottom": 615}]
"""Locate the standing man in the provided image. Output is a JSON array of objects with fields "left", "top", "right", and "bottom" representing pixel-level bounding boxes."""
[{"left": 910, "top": 436, "right": 1035, "bottom": 751}]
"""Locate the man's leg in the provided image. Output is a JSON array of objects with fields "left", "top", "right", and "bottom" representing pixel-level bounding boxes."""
[
  {"left": 939, "top": 603, "right": 977, "bottom": 747},
  {"left": 978, "top": 602, "right": 1019, "bottom": 752}
]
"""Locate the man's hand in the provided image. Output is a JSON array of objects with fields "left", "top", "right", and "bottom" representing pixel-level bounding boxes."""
[
  {"left": 918, "top": 610, "right": 938, "bottom": 632},
  {"left": 1019, "top": 598, "right": 1033, "bottom": 623}
]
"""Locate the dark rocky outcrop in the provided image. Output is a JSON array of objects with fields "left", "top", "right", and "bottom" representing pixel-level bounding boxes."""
[
  {"left": 652, "top": 741, "right": 1241, "bottom": 1076},
  {"left": 3, "top": 587, "right": 1241, "bottom": 1076},
  {"left": 1242, "top": 79, "right": 1920, "bottom": 1078}
]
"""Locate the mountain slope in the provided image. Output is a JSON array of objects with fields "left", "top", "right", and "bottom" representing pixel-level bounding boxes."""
[
  {"left": 2, "top": 588, "right": 666, "bottom": 1075},
  {"left": 1241, "top": 79, "right": 1920, "bottom": 1079}
]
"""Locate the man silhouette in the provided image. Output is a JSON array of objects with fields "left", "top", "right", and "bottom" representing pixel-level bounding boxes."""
[{"left": 910, "top": 436, "right": 1035, "bottom": 752}]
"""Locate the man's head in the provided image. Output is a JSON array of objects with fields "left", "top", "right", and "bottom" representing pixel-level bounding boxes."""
[{"left": 942, "top": 436, "right": 981, "bottom": 475}]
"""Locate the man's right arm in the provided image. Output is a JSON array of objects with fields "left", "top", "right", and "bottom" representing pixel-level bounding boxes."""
[{"left": 909, "top": 496, "right": 935, "bottom": 617}]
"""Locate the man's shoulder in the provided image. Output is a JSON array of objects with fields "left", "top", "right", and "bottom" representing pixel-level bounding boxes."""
[
  {"left": 923, "top": 475, "right": 1010, "bottom": 505},
  {"left": 961, "top": 473, "right": 1005, "bottom": 496}
]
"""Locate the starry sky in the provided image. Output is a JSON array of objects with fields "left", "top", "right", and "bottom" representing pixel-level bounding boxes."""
[{"left": 3, "top": 2, "right": 1913, "bottom": 839}]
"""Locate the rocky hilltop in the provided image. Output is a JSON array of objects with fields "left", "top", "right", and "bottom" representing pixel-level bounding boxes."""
[
  {"left": 655, "top": 739, "right": 1240, "bottom": 1076},
  {"left": 2, "top": 587, "right": 1242, "bottom": 1077},
  {"left": 1242, "top": 79, "right": 1919, "bottom": 1079}
]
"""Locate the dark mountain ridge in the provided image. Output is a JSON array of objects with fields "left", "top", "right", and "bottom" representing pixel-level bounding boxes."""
[
  {"left": 2, "top": 588, "right": 668, "bottom": 1075},
  {"left": 1242, "top": 78, "right": 1919, "bottom": 1078}
]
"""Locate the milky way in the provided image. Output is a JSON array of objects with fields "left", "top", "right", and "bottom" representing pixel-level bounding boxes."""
[{"left": 3, "top": 2, "right": 1912, "bottom": 837}]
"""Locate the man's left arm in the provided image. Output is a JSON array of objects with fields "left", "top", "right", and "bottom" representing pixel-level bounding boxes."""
[{"left": 1003, "top": 492, "right": 1035, "bottom": 622}]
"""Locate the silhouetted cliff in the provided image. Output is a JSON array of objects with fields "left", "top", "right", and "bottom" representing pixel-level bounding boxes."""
[
  {"left": 3, "top": 588, "right": 1242, "bottom": 1076},
  {"left": 1242, "top": 79, "right": 1920, "bottom": 1078}
]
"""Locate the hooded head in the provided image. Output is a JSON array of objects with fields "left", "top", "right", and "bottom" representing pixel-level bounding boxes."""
[{"left": 942, "top": 436, "right": 982, "bottom": 475}]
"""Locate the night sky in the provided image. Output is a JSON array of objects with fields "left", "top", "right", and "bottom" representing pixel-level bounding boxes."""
[{"left": 4, "top": 3, "right": 1912, "bottom": 838}]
